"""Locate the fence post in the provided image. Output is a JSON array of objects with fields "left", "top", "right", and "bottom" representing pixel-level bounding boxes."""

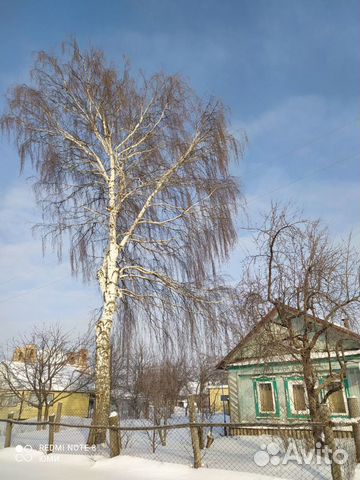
[
  {"left": 54, "top": 402, "right": 63, "bottom": 433},
  {"left": 109, "top": 412, "right": 121, "bottom": 457},
  {"left": 47, "top": 414, "right": 55, "bottom": 454},
  {"left": 347, "top": 397, "right": 360, "bottom": 463},
  {"left": 4, "top": 412, "right": 14, "bottom": 448},
  {"left": 188, "top": 395, "right": 201, "bottom": 468},
  {"left": 319, "top": 404, "right": 343, "bottom": 480}
]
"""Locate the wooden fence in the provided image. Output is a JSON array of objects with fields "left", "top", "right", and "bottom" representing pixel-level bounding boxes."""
[{"left": 229, "top": 425, "right": 354, "bottom": 439}]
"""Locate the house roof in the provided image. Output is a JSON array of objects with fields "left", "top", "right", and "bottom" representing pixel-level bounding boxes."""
[
  {"left": 0, "top": 361, "right": 93, "bottom": 393},
  {"left": 179, "top": 381, "right": 200, "bottom": 397},
  {"left": 217, "top": 305, "right": 360, "bottom": 370}
]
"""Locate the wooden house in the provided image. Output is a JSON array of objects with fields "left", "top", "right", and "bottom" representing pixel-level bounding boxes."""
[{"left": 217, "top": 306, "right": 360, "bottom": 423}]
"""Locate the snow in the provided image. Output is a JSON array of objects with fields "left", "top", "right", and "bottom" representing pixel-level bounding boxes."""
[
  {"left": 0, "top": 361, "right": 91, "bottom": 391},
  {"left": 0, "top": 415, "right": 356, "bottom": 480},
  {"left": 0, "top": 449, "right": 288, "bottom": 480}
]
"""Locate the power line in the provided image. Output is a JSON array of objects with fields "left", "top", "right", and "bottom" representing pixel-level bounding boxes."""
[
  {"left": 0, "top": 121, "right": 358, "bottom": 298},
  {"left": 0, "top": 276, "right": 22, "bottom": 287},
  {"left": 245, "top": 117, "right": 359, "bottom": 168},
  {"left": 0, "top": 275, "right": 71, "bottom": 304},
  {"left": 246, "top": 151, "right": 359, "bottom": 206}
]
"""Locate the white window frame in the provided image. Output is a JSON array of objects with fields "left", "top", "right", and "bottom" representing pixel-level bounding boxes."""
[
  {"left": 256, "top": 381, "right": 276, "bottom": 414},
  {"left": 287, "top": 379, "right": 309, "bottom": 415}
]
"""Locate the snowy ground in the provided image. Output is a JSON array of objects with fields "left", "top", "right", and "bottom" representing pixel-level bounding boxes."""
[
  {"left": 0, "top": 415, "right": 356, "bottom": 480},
  {"left": 0, "top": 449, "right": 294, "bottom": 480}
]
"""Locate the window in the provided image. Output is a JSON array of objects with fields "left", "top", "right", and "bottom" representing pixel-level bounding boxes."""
[
  {"left": 285, "top": 378, "right": 309, "bottom": 418},
  {"left": 292, "top": 384, "right": 307, "bottom": 412},
  {"left": 28, "top": 393, "right": 38, "bottom": 405},
  {"left": 327, "top": 389, "right": 347, "bottom": 415},
  {"left": 319, "top": 377, "right": 349, "bottom": 416},
  {"left": 259, "top": 383, "right": 275, "bottom": 412},
  {"left": 27, "top": 393, "right": 54, "bottom": 406},
  {"left": 0, "top": 394, "right": 19, "bottom": 407},
  {"left": 253, "top": 378, "right": 279, "bottom": 417}
]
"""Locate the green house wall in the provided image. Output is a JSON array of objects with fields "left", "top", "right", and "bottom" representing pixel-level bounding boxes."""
[{"left": 227, "top": 355, "right": 359, "bottom": 423}]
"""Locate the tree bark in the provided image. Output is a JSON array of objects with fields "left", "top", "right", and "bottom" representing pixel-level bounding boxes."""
[
  {"left": 36, "top": 405, "right": 42, "bottom": 431},
  {"left": 87, "top": 314, "right": 113, "bottom": 444},
  {"left": 188, "top": 395, "right": 202, "bottom": 468},
  {"left": 302, "top": 351, "right": 323, "bottom": 448},
  {"left": 88, "top": 190, "right": 120, "bottom": 445},
  {"left": 18, "top": 392, "right": 25, "bottom": 420},
  {"left": 319, "top": 405, "right": 343, "bottom": 480},
  {"left": 42, "top": 403, "right": 50, "bottom": 430}
]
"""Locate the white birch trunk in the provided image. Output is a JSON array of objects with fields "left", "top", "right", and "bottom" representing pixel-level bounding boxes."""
[{"left": 88, "top": 180, "right": 120, "bottom": 444}]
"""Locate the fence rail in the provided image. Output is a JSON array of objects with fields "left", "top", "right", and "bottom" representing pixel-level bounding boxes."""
[
  {"left": 1, "top": 414, "right": 359, "bottom": 480},
  {"left": 2, "top": 417, "right": 358, "bottom": 429}
]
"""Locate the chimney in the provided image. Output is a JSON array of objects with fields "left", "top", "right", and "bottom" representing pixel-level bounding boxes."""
[
  {"left": 341, "top": 319, "right": 350, "bottom": 329},
  {"left": 12, "top": 347, "right": 24, "bottom": 362},
  {"left": 78, "top": 348, "right": 89, "bottom": 370},
  {"left": 12, "top": 345, "right": 37, "bottom": 363},
  {"left": 67, "top": 352, "right": 77, "bottom": 365},
  {"left": 66, "top": 349, "right": 88, "bottom": 370}
]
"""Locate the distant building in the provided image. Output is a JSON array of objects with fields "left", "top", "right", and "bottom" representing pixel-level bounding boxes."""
[
  {"left": 0, "top": 347, "right": 93, "bottom": 419},
  {"left": 207, "top": 385, "right": 229, "bottom": 415}
]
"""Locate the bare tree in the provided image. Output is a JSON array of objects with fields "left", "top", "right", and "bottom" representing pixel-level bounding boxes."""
[
  {"left": 1, "top": 40, "right": 243, "bottom": 442},
  {"left": 111, "top": 339, "right": 152, "bottom": 420},
  {"left": 189, "top": 352, "right": 226, "bottom": 419},
  {"left": 186, "top": 351, "right": 227, "bottom": 448},
  {"left": 237, "top": 204, "right": 360, "bottom": 439},
  {"left": 0, "top": 324, "right": 92, "bottom": 426},
  {"left": 136, "top": 354, "right": 189, "bottom": 450}
]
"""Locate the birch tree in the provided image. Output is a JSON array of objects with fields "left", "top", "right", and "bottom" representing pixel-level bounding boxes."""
[{"left": 1, "top": 40, "right": 243, "bottom": 443}]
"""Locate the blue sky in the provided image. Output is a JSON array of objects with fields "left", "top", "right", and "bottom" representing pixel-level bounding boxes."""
[{"left": 0, "top": 0, "right": 359, "bottom": 341}]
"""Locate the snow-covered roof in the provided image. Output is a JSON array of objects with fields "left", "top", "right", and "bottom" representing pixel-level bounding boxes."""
[
  {"left": 0, "top": 361, "right": 93, "bottom": 393},
  {"left": 179, "top": 381, "right": 200, "bottom": 397},
  {"left": 207, "top": 384, "right": 228, "bottom": 390}
]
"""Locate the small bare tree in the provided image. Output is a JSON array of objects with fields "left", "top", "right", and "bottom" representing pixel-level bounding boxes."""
[
  {"left": 1, "top": 40, "right": 243, "bottom": 443},
  {"left": 238, "top": 204, "right": 360, "bottom": 439},
  {"left": 190, "top": 352, "right": 226, "bottom": 419},
  {"left": 187, "top": 351, "right": 227, "bottom": 448},
  {"left": 136, "top": 355, "right": 189, "bottom": 450},
  {"left": 111, "top": 339, "right": 152, "bottom": 420},
  {"left": 0, "top": 324, "right": 92, "bottom": 426}
]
